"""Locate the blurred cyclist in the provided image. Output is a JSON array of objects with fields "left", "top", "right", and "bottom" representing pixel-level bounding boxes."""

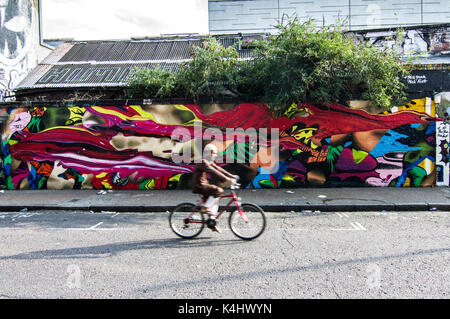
[{"left": 192, "top": 143, "right": 238, "bottom": 232}]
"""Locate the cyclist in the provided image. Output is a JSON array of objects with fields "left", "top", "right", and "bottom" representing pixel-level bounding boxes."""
[{"left": 192, "top": 143, "right": 238, "bottom": 233}]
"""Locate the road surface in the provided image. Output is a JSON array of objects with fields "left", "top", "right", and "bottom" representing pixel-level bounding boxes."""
[{"left": 0, "top": 209, "right": 449, "bottom": 299}]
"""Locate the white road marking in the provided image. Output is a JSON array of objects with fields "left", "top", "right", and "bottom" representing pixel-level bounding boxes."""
[
  {"left": 89, "top": 222, "right": 104, "bottom": 230},
  {"left": 46, "top": 227, "right": 122, "bottom": 231},
  {"left": 350, "top": 222, "right": 366, "bottom": 231},
  {"left": 330, "top": 222, "right": 367, "bottom": 231},
  {"left": 48, "top": 222, "right": 111, "bottom": 231}
]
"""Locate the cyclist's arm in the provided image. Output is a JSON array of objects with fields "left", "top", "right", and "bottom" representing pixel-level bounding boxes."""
[
  {"left": 210, "top": 162, "right": 235, "bottom": 180},
  {"left": 202, "top": 160, "right": 231, "bottom": 183}
]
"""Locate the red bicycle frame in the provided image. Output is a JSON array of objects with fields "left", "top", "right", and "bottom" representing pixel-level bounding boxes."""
[{"left": 188, "top": 190, "right": 248, "bottom": 223}]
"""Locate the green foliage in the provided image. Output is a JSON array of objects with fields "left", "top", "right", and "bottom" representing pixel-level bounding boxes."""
[
  {"left": 177, "top": 37, "right": 241, "bottom": 101},
  {"left": 127, "top": 67, "right": 179, "bottom": 99},
  {"left": 245, "top": 16, "right": 409, "bottom": 115},
  {"left": 127, "top": 38, "right": 241, "bottom": 102},
  {"left": 126, "top": 16, "right": 409, "bottom": 115}
]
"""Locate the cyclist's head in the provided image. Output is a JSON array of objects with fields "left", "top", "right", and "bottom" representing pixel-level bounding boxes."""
[{"left": 203, "top": 143, "right": 218, "bottom": 161}]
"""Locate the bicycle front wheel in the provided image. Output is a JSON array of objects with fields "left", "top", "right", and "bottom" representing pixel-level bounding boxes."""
[
  {"left": 229, "top": 203, "right": 266, "bottom": 240},
  {"left": 169, "top": 203, "right": 205, "bottom": 239}
]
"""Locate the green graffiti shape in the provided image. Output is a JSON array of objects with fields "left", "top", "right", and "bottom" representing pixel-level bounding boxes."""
[
  {"left": 407, "top": 166, "right": 427, "bottom": 187},
  {"left": 326, "top": 145, "right": 343, "bottom": 172}
]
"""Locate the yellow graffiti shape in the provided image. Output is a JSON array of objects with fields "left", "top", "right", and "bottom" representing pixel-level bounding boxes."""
[
  {"left": 283, "top": 103, "right": 299, "bottom": 118},
  {"left": 292, "top": 128, "right": 319, "bottom": 149},
  {"left": 90, "top": 105, "right": 156, "bottom": 122},
  {"left": 144, "top": 179, "right": 156, "bottom": 190},
  {"left": 352, "top": 149, "right": 369, "bottom": 164},
  {"left": 387, "top": 98, "right": 436, "bottom": 117},
  {"left": 169, "top": 173, "right": 182, "bottom": 183},
  {"left": 418, "top": 158, "right": 435, "bottom": 175},
  {"left": 66, "top": 106, "right": 86, "bottom": 125},
  {"left": 95, "top": 172, "right": 112, "bottom": 189}
]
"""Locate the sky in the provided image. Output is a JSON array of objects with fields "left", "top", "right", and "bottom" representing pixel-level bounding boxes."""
[{"left": 41, "top": 0, "right": 209, "bottom": 40}]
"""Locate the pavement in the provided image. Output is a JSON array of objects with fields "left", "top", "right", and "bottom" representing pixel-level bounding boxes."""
[{"left": 0, "top": 187, "right": 450, "bottom": 212}]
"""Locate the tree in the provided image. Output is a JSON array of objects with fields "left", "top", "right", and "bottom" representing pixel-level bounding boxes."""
[
  {"left": 126, "top": 38, "right": 241, "bottom": 102},
  {"left": 126, "top": 17, "right": 409, "bottom": 116},
  {"left": 244, "top": 16, "right": 409, "bottom": 116},
  {"left": 177, "top": 37, "right": 241, "bottom": 102},
  {"left": 126, "top": 66, "right": 179, "bottom": 99}
]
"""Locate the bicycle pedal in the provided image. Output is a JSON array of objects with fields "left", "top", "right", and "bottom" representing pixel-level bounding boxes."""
[{"left": 206, "top": 217, "right": 217, "bottom": 228}]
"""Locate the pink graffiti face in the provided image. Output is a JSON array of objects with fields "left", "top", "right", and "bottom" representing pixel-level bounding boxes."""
[
  {"left": 9, "top": 111, "right": 30, "bottom": 134},
  {"left": 366, "top": 152, "right": 405, "bottom": 186}
]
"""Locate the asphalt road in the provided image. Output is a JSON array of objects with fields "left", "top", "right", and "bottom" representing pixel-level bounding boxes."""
[{"left": 0, "top": 209, "right": 449, "bottom": 299}]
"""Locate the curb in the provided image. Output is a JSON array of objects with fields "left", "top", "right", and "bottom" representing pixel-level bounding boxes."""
[{"left": 0, "top": 203, "right": 447, "bottom": 212}]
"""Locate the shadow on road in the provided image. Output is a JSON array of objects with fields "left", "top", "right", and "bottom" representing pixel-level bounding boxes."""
[{"left": 0, "top": 237, "right": 242, "bottom": 260}]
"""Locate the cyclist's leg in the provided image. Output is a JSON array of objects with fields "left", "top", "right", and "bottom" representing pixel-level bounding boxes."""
[
  {"left": 200, "top": 184, "right": 223, "bottom": 233},
  {"left": 201, "top": 184, "right": 223, "bottom": 214}
]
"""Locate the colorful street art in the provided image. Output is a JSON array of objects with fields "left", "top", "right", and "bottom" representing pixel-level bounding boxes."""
[{"left": 0, "top": 99, "right": 444, "bottom": 190}]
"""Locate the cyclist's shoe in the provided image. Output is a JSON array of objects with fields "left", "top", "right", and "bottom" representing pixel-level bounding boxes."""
[
  {"left": 206, "top": 216, "right": 216, "bottom": 227},
  {"left": 211, "top": 225, "right": 221, "bottom": 233},
  {"left": 206, "top": 216, "right": 220, "bottom": 233}
]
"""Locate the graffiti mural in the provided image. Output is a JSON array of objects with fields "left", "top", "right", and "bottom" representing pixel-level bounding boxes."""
[
  {"left": 0, "top": 0, "right": 43, "bottom": 101},
  {"left": 0, "top": 100, "right": 443, "bottom": 190},
  {"left": 435, "top": 92, "right": 450, "bottom": 186}
]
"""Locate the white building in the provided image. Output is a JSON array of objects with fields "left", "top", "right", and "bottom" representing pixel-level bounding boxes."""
[{"left": 209, "top": 0, "right": 450, "bottom": 34}]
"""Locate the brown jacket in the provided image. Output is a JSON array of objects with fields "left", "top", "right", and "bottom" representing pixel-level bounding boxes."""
[{"left": 192, "top": 159, "right": 234, "bottom": 194}]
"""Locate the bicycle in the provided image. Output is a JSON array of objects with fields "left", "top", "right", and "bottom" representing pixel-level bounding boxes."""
[{"left": 169, "top": 183, "right": 266, "bottom": 240}]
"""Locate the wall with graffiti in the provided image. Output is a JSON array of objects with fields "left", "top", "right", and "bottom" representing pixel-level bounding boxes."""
[
  {"left": 435, "top": 92, "right": 450, "bottom": 186},
  {"left": 0, "top": 98, "right": 445, "bottom": 190}
]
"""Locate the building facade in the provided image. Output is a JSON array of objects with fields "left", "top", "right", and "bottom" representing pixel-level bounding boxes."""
[
  {"left": 0, "top": 0, "right": 51, "bottom": 102},
  {"left": 1, "top": 1, "right": 450, "bottom": 189},
  {"left": 209, "top": 0, "right": 450, "bottom": 34}
]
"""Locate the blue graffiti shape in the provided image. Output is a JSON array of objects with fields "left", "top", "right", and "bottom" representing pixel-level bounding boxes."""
[{"left": 370, "top": 129, "right": 421, "bottom": 158}]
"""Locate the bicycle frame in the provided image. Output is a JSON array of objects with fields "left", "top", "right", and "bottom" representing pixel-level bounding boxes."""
[{"left": 187, "top": 190, "right": 248, "bottom": 224}]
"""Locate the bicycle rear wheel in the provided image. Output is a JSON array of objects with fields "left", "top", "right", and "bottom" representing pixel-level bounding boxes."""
[
  {"left": 229, "top": 203, "right": 266, "bottom": 240},
  {"left": 169, "top": 203, "right": 205, "bottom": 239}
]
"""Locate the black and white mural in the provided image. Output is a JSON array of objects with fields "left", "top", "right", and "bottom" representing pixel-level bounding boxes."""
[{"left": 0, "top": 0, "right": 37, "bottom": 101}]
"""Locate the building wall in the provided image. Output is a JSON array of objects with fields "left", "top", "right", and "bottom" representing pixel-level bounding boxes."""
[
  {"left": 0, "top": 96, "right": 446, "bottom": 190},
  {"left": 0, "top": 0, "right": 51, "bottom": 102},
  {"left": 209, "top": 0, "right": 450, "bottom": 34}
]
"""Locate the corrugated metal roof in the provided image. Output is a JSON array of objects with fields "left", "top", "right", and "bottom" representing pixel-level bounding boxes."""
[
  {"left": 39, "top": 42, "right": 74, "bottom": 64},
  {"left": 31, "top": 63, "right": 135, "bottom": 87},
  {"left": 15, "top": 64, "right": 53, "bottom": 88},
  {"left": 15, "top": 34, "right": 262, "bottom": 91}
]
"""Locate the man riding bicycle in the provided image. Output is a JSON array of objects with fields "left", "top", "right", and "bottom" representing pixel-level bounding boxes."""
[{"left": 192, "top": 143, "right": 239, "bottom": 233}]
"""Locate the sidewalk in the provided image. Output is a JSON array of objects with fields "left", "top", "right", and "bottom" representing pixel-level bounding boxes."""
[{"left": 1, "top": 187, "right": 450, "bottom": 212}]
